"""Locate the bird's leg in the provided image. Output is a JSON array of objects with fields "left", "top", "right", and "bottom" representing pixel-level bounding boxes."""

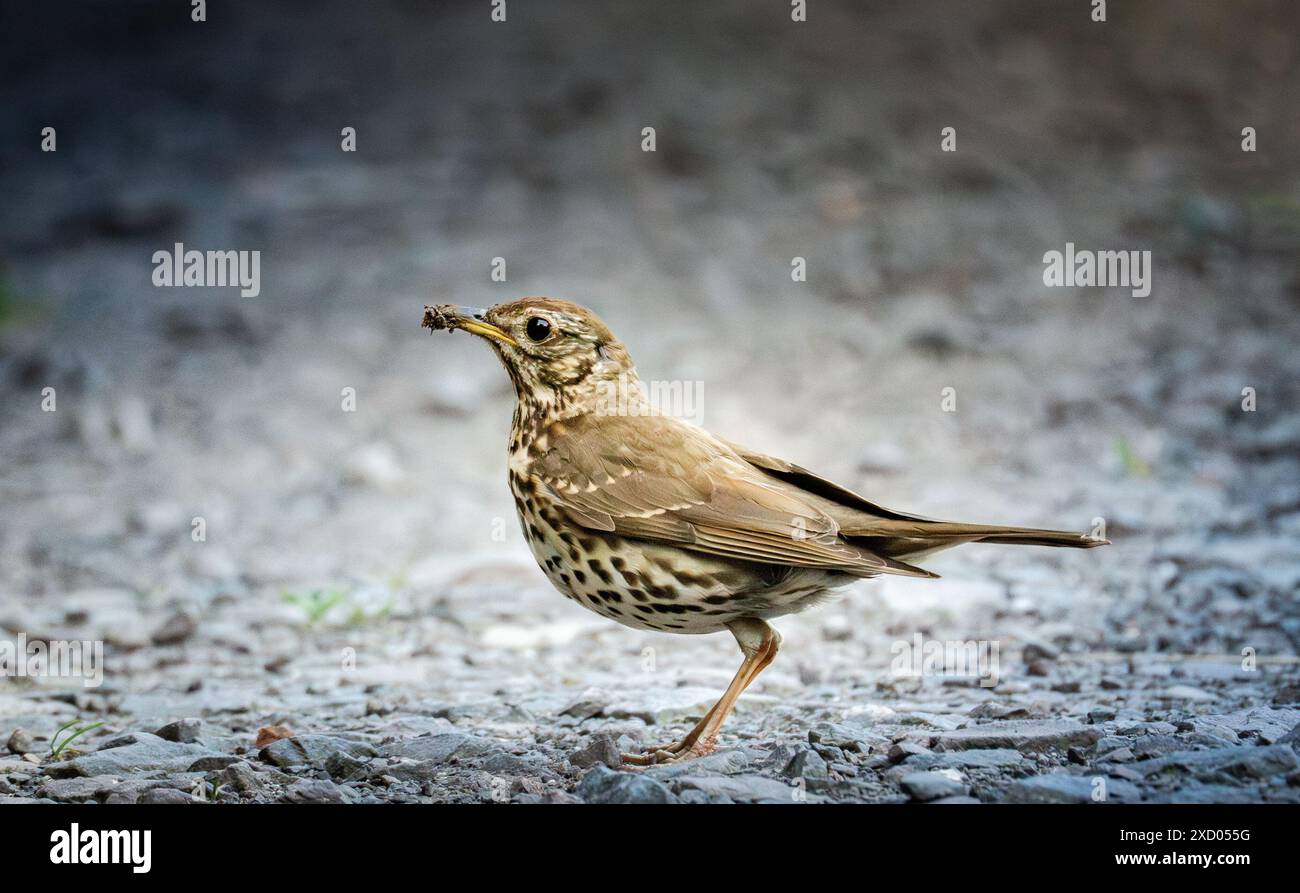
[
  {"left": 621, "top": 697, "right": 725, "bottom": 766},
  {"left": 622, "top": 619, "right": 781, "bottom": 766}
]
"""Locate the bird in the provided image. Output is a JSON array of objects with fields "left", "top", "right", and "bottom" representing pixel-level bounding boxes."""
[{"left": 422, "top": 298, "right": 1107, "bottom": 765}]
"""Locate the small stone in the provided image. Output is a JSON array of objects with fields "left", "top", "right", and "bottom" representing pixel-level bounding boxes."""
[
  {"left": 900, "top": 770, "right": 968, "bottom": 802},
  {"left": 1116, "top": 721, "right": 1179, "bottom": 737},
  {"left": 222, "top": 761, "right": 293, "bottom": 795},
  {"left": 260, "top": 734, "right": 378, "bottom": 769},
  {"left": 511, "top": 776, "right": 549, "bottom": 797},
  {"left": 673, "top": 774, "right": 798, "bottom": 803},
  {"left": 1022, "top": 638, "right": 1060, "bottom": 663},
  {"left": 515, "top": 790, "right": 584, "bottom": 805},
  {"left": 1087, "top": 707, "right": 1117, "bottom": 723},
  {"left": 6, "top": 729, "right": 34, "bottom": 755},
  {"left": 1006, "top": 774, "right": 1140, "bottom": 804},
  {"left": 38, "top": 776, "right": 121, "bottom": 802},
  {"left": 860, "top": 754, "right": 891, "bottom": 771},
  {"left": 324, "top": 750, "right": 371, "bottom": 783},
  {"left": 1095, "top": 736, "right": 1131, "bottom": 756},
  {"left": 931, "top": 720, "right": 1103, "bottom": 754},
  {"left": 139, "top": 788, "right": 194, "bottom": 805},
  {"left": 376, "top": 733, "right": 494, "bottom": 765},
  {"left": 364, "top": 699, "right": 394, "bottom": 717},
  {"left": 482, "top": 751, "right": 541, "bottom": 774},
  {"left": 46, "top": 733, "right": 227, "bottom": 778},
  {"left": 808, "top": 721, "right": 879, "bottom": 752},
  {"left": 576, "top": 765, "right": 675, "bottom": 804},
  {"left": 761, "top": 743, "right": 802, "bottom": 774},
  {"left": 569, "top": 733, "right": 622, "bottom": 769},
  {"left": 1107, "top": 765, "right": 1143, "bottom": 783},
  {"left": 154, "top": 719, "right": 202, "bottom": 743},
  {"left": 643, "top": 749, "right": 750, "bottom": 781},
  {"left": 903, "top": 749, "right": 1028, "bottom": 771},
  {"left": 787, "top": 749, "right": 829, "bottom": 780},
  {"left": 0, "top": 757, "right": 40, "bottom": 775},
  {"left": 1163, "top": 783, "right": 1271, "bottom": 804},
  {"left": 969, "top": 703, "right": 1032, "bottom": 720},
  {"left": 1272, "top": 685, "right": 1300, "bottom": 707},
  {"left": 888, "top": 741, "right": 931, "bottom": 763},
  {"left": 1131, "top": 735, "right": 1189, "bottom": 760},
  {"left": 1137, "top": 745, "right": 1299, "bottom": 781},
  {"left": 255, "top": 725, "right": 295, "bottom": 748},
  {"left": 151, "top": 611, "right": 197, "bottom": 645},
  {"left": 187, "top": 755, "right": 241, "bottom": 771},
  {"left": 281, "top": 778, "right": 348, "bottom": 804},
  {"left": 1203, "top": 706, "right": 1300, "bottom": 744},
  {"left": 1098, "top": 746, "right": 1135, "bottom": 763},
  {"left": 813, "top": 743, "right": 846, "bottom": 764}
]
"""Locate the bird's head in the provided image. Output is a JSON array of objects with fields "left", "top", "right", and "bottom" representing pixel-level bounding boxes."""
[{"left": 423, "top": 298, "right": 640, "bottom": 419}]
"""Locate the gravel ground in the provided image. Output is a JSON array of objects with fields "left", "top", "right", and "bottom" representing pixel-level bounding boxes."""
[{"left": 1, "top": 0, "right": 1298, "bottom": 804}]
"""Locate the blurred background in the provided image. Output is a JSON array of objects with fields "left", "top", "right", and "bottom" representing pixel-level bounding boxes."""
[{"left": 0, "top": 0, "right": 1297, "bottom": 803}]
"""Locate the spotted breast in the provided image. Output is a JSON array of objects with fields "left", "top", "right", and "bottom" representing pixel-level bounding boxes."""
[{"left": 508, "top": 417, "right": 857, "bottom": 634}]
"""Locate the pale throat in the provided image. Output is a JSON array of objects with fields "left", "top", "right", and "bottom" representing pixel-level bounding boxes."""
[{"left": 508, "top": 362, "right": 645, "bottom": 451}]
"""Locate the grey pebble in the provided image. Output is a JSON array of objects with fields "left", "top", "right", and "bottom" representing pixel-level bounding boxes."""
[
  {"left": 787, "top": 749, "right": 830, "bottom": 781},
  {"left": 7, "top": 729, "right": 35, "bottom": 755},
  {"left": 930, "top": 720, "right": 1103, "bottom": 754},
  {"left": 575, "top": 765, "right": 676, "bottom": 804},
  {"left": 260, "top": 734, "right": 378, "bottom": 769},
  {"left": 569, "top": 733, "right": 622, "bottom": 769},
  {"left": 154, "top": 718, "right": 202, "bottom": 743},
  {"left": 38, "top": 776, "right": 121, "bottom": 802},
  {"left": 1005, "top": 773, "right": 1141, "bottom": 803},
  {"left": 46, "top": 733, "right": 227, "bottom": 778},
  {"left": 673, "top": 773, "right": 799, "bottom": 804},
  {"left": 900, "top": 771, "right": 969, "bottom": 801},
  {"left": 281, "top": 778, "right": 349, "bottom": 804}
]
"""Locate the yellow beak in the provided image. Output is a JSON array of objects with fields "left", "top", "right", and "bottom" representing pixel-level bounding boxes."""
[
  {"left": 422, "top": 304, "right": 518, "bottom": 347},
  {"left": 458, "top": 319, "right": 518, "bottom": 347}
]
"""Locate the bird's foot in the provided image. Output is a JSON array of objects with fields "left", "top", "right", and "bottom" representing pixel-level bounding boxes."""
[{"left": 621, "top": 736, "right": 716, "bottom": 767}]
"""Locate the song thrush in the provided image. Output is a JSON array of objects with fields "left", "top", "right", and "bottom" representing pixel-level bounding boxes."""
[{"left": 422, "top": 298, "right": 1106, "bottom": 765}]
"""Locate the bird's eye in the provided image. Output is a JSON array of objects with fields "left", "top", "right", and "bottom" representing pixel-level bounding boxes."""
[{"left": 525, "top": 317, "right": 552, "bottom": 342}]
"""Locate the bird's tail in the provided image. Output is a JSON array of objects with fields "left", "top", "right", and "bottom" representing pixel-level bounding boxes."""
[
  {"left": 844, "top": 519, "right": 1107, "bottom": 563},
  {"left": 917, "top": 522, "right": 1107, "bottom": 548}
]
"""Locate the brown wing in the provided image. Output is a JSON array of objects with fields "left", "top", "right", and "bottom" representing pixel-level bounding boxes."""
[
  {"left": 531, "top": 414, "right": 936, "bottom": 578},
  {"left": 719, "top": 439, "right": 937, "bottom": 524}
]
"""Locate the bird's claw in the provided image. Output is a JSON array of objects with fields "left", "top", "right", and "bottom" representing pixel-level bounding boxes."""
[{"left": 620, "top": 738, "right": 716, "bottom": 767}]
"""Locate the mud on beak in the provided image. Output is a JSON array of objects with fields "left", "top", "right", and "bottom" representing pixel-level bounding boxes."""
[{"left": 422, "top": 304, "right": 518, "bottom": 347}]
